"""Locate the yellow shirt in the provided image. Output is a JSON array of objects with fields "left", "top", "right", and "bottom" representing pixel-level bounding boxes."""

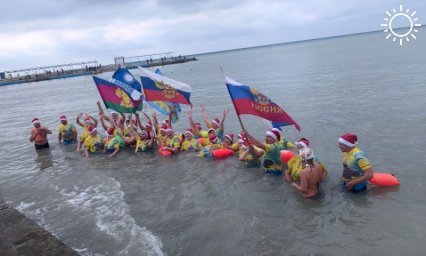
[
  {"left": 58, "top": 123, "right": 76, "bottom": 141},
  {"left": 181, "top": 139, "right": 200, "bottom": 151},
  {"left": 79, "top": 123, "right": 90, "bottom": 141},
  {"left": 166, "top": 136, "right": 181, "bottom": 149},
  {"left": 84, "top": 134, "right": 104, "bottom": 153}
]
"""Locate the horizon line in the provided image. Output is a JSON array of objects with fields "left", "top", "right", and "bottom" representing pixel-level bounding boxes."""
[{"left": 191, "top": 25, "right": 423, "bottom": 56}]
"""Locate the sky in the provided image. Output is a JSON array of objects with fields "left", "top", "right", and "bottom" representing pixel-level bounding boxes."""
[{"left": 0, "top": 0, "right": 425, "bottom": 71}]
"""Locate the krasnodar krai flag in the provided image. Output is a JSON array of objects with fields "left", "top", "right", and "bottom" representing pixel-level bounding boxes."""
[
  {"left": 225, "top": 76, "right": 301, "bottom": 131},
  {"left": 111, "top": 68, "right": 143, "bottom": 101},
  {"left": 139, "top": 67, "right": 191, "bottom": 105},
  {"left": 93, "top": 76, "right": 142, "bottom": 113}
]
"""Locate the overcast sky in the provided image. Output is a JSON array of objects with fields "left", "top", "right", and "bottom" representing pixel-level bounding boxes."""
[{"left": 0, "top": 0, "right": 424, "bottom": 71}]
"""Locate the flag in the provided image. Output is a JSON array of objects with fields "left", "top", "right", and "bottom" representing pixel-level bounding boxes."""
[
  {"left": 93, "top": 76, "right": 143, "bottom": 113},
  {"left": 111, "top": 68, "right": 143, "bottom": 101},
  {"left": 225, "top": 76, "right": 301, "bottom": 131},
  {"left": 139, "top": 67, "right": 191, "bottom": 105},
  {"left": 144, "top": 68, "right": 181, "bottom": 123}
]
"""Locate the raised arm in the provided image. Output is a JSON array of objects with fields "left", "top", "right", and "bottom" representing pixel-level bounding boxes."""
[
  {"left": 200, "top": 105, "right": 212, "bottom": 129},
  {"left": 244, "top": 130, "right": 266, "bottom": 150},
  {"left": 89, "top": 115, "right": 98, "bottom": 127},
  {"left": 220, "top": 109, "right": 230, "bottom": 131},
  {"left": 188, "top": 108, "right": 201, "bottom": 135},
  {"left": 99, "top": 115, "right": 109, "bottom": 131},
  {"left": 97, "top": 101, "right": 110, "bottom": 121},
  {"left": 76, "top": 112, "right": 84, "bottom": 127}
]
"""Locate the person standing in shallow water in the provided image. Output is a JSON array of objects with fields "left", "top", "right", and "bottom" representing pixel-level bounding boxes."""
[
  {"left": 338, "top": 133, "right": 374, "bottom": 193},
  {"left": 29, "top": 118, "right": 52, "bottom": 150},
  {"left": 58, "top": 115, "right": 77, "bottom": 144},
  {"left": 291, "top": 148, "right": 323, "bottom": 199}
]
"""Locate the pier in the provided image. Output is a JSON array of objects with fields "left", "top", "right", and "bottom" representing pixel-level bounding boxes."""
[
  {"left": 0, "top": 61, "right": 101, "bottom": 86},
  {"left": 0, "top": 53, "right": 197, "bottom": 86},
  {"left": 114, "top": 52, "right": 197, "bottom": 69}
]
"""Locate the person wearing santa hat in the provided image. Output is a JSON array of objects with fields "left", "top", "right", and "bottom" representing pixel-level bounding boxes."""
[
  {"left": 271, "top": 128, "right": 294, "bottom": 149},
  {"left": 181, "top": 128, "right": 200, "bottom": 151},
  {"left": 200, "top": 105, "right": 230, "bottom": 140},
  {"left": 338, "top": 133, "right": 373, "bottom": 192},
  {"left": 222, "top": 134, "right": 239, "bottom": 151},
  {"left": 29, "top": 118, "right": 52, "bottom": 150},
  {"left": 163, "top": 128, "right": 181, "bottom": 154},
  {"left": 238, "top": 140, "right": 263, "bottom": 168},
  {"left": 119, "top": 119, "right": 153, "bottom": 153},
  {"left": 83, "top": 125, "right": 104, "bottom": 157},
  {"left": 293, "top": 138, "right": 328, "bottom": 182},
  {"left": 58, "top": 114, "right": 77, "bottom": 145},
  {"left": 76, "top": 112, "right": 98, "bottom": 152},
  {"left": 103, "top": 127, "right": 123, "bottom": 157},
  {"left": 244, "top": 129, "right": 283, "bottom": 175}
]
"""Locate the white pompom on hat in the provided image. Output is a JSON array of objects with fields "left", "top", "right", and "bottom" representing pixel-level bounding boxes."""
[{"left": 339, "top": 133, "right": 358, "bottom": 147}]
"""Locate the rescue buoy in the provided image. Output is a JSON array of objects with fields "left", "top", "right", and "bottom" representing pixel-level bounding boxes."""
[
  {"left": 198, "top": 138, "right": 205, "bottom": 146},
  {"left": 212, "top": 148, "right": 234, "bottom": 159},
  {"left": 158, "top": 147, "right": 172, "bottom": 156},
  {"left": 280, "top": 150, "right": 295, "bottom": 164},
  {"left": 369, "top": 172, "right": 400, "bottom": 186}
]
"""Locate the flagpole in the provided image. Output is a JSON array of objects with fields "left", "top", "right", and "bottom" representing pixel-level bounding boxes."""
[{"left": 220, "top": 67, "right": 253, "bottom": 150}]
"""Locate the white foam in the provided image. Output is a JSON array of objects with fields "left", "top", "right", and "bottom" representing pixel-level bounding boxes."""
[
  {"left": 61, "top": 178, "right": 165, "bottom": 256},
  {"left": 16, "top": 201, "right": 35, "bottom": 211}
]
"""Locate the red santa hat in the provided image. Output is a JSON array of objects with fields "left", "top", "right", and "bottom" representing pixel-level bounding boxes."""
[
  {"left": 265, "top": 129, "right": 280, "bottom": 141},
  {"left": 339, "top": 133, "right": 358, "bottom": 147},
  {"left": 32, "top": 118, "right": 40, "bottom": 124},
  {"left": 296, "top": 138, "right": 310, "bottom": 149},
  {"left": 84, "top": 116, "right": 91, "bottom": 123},
  {"left": 185, "top": 128, "right": 194, "bottom": 136},
  {"left": 225, "top": 134, "right": 234, "bottom": 142},
  {"left": 60, "top": 115, "right": 67, "bottom": 121},
  {"left": 212, "top": 118, "right": 220, "bottom": 126}
]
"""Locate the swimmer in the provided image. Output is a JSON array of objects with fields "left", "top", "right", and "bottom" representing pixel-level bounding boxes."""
[
  {"left": 58, "top": 115, "right": 77, "bottom": 144},
  {"left": 291, "top": 148, "right": 323, "bottom": 199},
  {"left": 83, "top": 125, "right": 104, "bottom": 157},
  {"left": 29, "top": 118, "right": 52, "bottom": 150}
]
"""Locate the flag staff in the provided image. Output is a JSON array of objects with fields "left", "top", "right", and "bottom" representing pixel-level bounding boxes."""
[{"left": 220, "top": 67, "right": 254, "bottom": 150}]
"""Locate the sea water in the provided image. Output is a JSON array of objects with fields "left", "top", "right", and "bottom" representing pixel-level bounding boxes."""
[{"left": 1, "top": 29, "right": 426, "bottom": 255}]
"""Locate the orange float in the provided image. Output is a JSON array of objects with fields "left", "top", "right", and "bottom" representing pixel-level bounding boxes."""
[
  {"left": 280, "top": 150, "right": 295, "bottom": 164},
  {"left": 212, "top": 148, "right": 234, "bottom": 159},
  {"left": 158, "top": 147, "right": 172, "bottom": 156},
  {"left": 369, "top": 173, "right": 400, "bottom": 186}
]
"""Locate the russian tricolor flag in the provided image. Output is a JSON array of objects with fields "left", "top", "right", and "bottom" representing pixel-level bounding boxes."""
[
  {"left": 225, "top": 76, "right": 300, "bottom": 131},
  {"left": 139, "top": 67, "right": 191, "bottom": 105}
]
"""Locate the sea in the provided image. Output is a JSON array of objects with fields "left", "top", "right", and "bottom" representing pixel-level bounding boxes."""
[{"left": 1, "top": 28, "right": 426, "bottom": 256}]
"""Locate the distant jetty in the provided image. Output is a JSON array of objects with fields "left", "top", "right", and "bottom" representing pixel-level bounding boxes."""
[
  {"left": 114, "top": 52, "right": 197, "bottom": 69},
  {"left": 0, "top": 53, "right": 197, "bottom": 86}
]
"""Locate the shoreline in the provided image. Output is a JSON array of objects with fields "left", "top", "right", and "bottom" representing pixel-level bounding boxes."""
[{"left": 0, "top": 200, "right": 79, "bottom": 256}]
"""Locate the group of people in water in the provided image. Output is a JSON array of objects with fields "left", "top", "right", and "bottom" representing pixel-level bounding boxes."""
[{"left": 29, "top": 103, "right": 373, "bottom": 199}]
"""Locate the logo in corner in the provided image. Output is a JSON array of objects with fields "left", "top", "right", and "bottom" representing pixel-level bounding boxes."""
[{"left": 381, "top": 4, "right": 421, "bottom": 46}]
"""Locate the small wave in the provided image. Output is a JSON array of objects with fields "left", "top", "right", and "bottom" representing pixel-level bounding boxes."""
[
  {"left": 16, "top": 201, "right": 36, "bottom": 211},
  {"left": 61, "top": 178, "right": 165, "bottom": 256}
]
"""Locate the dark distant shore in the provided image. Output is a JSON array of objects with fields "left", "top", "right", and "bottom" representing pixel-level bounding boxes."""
[{"left": 0, "top": 200, "right": 79, "bottom": 256}]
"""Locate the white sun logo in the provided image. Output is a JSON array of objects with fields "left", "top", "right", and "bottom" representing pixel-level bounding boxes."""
[
  {"left": 381, "top": 4, "right": 421, "bottom": 46},
  {"left": 124, "top": 73, "right": 134, "bottom": 82}
]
